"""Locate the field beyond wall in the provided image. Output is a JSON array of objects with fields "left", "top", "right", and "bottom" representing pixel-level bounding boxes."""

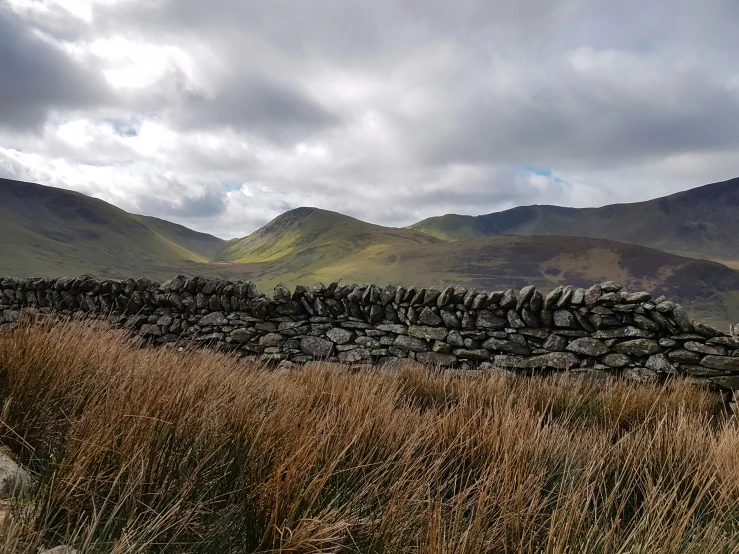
[{"left": 1, "top": 320, "right": 739, "bottom": 553}]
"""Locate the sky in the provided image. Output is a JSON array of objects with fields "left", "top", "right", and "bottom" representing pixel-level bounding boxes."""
[{"left": 2, "top": 0, "right": 739, "bottom": 239}]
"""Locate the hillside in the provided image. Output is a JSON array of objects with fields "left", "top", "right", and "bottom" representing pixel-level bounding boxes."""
[
  {"left": 0, "top": 178, "right": 225, "bottom": 277},
  {"left": 409, "top": 177, "right": 739, "bottom": 264},
  {"left": 1, "top": 178, "right": 738, "bottom": 324}
]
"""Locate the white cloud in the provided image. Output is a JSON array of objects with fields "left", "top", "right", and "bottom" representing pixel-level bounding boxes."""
[{"left": 1, "top": 0, "right": 739, "bottom": 239}]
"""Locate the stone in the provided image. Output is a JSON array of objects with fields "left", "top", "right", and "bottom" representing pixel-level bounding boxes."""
[
  {"left": 625, "top": 291, "right": 651, "bottom": 303},
  {"left": 0, "top": 450, "right": 33, "bottom": 498},
  {"left": 602, "top": 353, "right": 631, "bottom": 368},
  {"left": 646, "top": 354, "right": 677, "bottom": 374},
  {"left": 376, "top": 324, "right": 408, "bottom": 334},
  {"left": 436, "top": 286, "right": 454, "bottom": 307},
  {"left": 393, "top": 335, "right": 428, "bottom": 352},
  {"left": 506, "top": 310, "right": 525, "bottom": 329},
  {"left": 672, "top": 307, "right": 693, "bottom": 333},
  {"left": 659, "top": 338, "right": 677, "bottom": 348},
  {"left": 416, "top": 352, "right": 458, "bottom": 366},
  {"left": 409, "top": 325, "right": 448, "bottom": 341},
  {"left": 516, "top": 285, "right": 536, "bottom": 311},
  {"left": 612, "top": 339, "right": 662, "bottom": 356},
  {"left": 584, "top": 284, "right": 602, "bottom": 308},
  {"left": 708, "top": 375, "right": 739, "bottom": 390},
  {"left": 680, "top": 365, "right": 730, "bottom": 377},
  {"left": 600, "top": 281, "right": 623, "bottom": 293},
  {"left": 700, "top": 355, "right": 739, "bottom": 371},
  {"left": 556, "top": 286, "right": 574, "bottom": 308},
  {"left": 519, "top": 327, "right": 549, "bottom": 339},
  {"left": 543, "top": 334, "right": 568, "bottom": 352},
  {"left": 494, "top": 352, "right": 579, "bottom": 370},
  {"left": 708, "top": 336, "right": 739, "bottom": 347},
  {"left": 592, "top": 326, "right": 654, "bottom": 339},
  {"left": 622, "top": 367, "right": 658, "bottom": 384},
  {"left": 692, "top": 321, "right": 724, "bottom": 339},
  {"left": 481, "top": 338, "right": 531, "bottom": 355},
  {"left": 326, "top": 328, "right": 354, "bottom": 344},
  {"left": 441, "top": 310, "right": 462, "bottom": 329},
  {"left": 667, "top": 349, "right": 701, "bottom": 364},
  {"left": 543, "top": 286, "right": 563, "bottom": 309},
  {"left": 475, "top": 310, "right": 507, "bottom": 329},
  {"left": 633, "top": 313, "right": 660, "bottom": 331},
  {"left": 259, "top": 333, "right": 284, "bottom": 347},
  {"left": 571, "top": 288, "right": 585, "bottom": 306},
  {"left": 684, "top": 341, "right": 727, "bottom": 356},
  {"left": 300, "top": 336, "right": 334, "bottom": 358},
  {"left": 199, "top": 311, "right": 228, "bottom": 326},
  {"left": 499, "top": 289, "right": 517, "bottom": 309},
  {"left": 566, "top": 337, "right": 610, "bottom": 357},
  {"left": 452, "top": 348, "right": 490, "bottom": 361},
  {"left": 418, "top": 307, "right": 443, "bottom": 326},
  {"left": 338, "top": 348, "right": 371, "bottom": 363},
  {"left": 432, "top": 341, "right": 452, "bottom": 353},
  {"left": 529, "top": 290, "right": 544, "bottom": 312},
  {"left": 553, "top": 310, "right": 578, "bottom": 329},
  {"left": 230, "top": 328, "right": 256, "bottom": 342},
  {"left": 39, "top": 548, "right": 78, "bottom": 554},
  {"left": 274, "top": 284, "right": 292, "bottom": 302}
]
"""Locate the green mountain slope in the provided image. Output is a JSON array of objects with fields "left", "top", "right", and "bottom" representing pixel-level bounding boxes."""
[
  {"left": 0, "top": 178, "right": 225, "bottom": 277},
  {"left": 409, "top": 177, "right": 739, "bottom": 264}
]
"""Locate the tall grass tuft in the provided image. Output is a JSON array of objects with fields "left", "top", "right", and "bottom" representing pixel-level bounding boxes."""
[{"left": 0, "top": 318, "right": 737, "bottom": 553}]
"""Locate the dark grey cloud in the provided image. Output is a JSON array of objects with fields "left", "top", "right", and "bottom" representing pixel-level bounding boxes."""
[
  {"left": 0, "top": 7, "right": 111, "bottom": 132},
  {"left": 2, "top": 0, "right": 739, "bottom": 237},
  {"left": 175, "top": 73, "right": 340, "bottom": 144}
]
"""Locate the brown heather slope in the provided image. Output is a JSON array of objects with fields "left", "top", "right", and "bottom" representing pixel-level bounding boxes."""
[
  {"left": 0, "top": 320, "right": 737, "bottom": 553},
  {"left": 410, "top": 176, "right": 739, "bottom": 264}
]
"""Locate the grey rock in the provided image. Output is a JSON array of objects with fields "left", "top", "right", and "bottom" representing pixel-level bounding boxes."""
[
  {"left": 494, "top": 352, "right": 579, "bottom": 370},
  {"left": 655, "top": 301, "right": 677, "bottom": 313},
  {"left": 418, "top": 307, "right": 442, "bottom": 326},
  {"left": 519, "top": 327, "right": 549, "bottom": 339},
  {"left": 671, "top": 307, "right": 693, "bottom": 333},
  {"left": 199, "top": 311, "right": 228, "bottom": 326},
  {"left": 543, "top": 286, "right": 563, "bottom": 309},
  {"left": 692, "top": 321, "right": 725, "bottom": 339},
  {"left": 274, "top": 284, "right": 292, "bottom": 302},
  {"left": 667, "top": 349, "right": 702, "bottom": 363},
  {"left": 708, "top": 336, "right": 739, "bottom": 348},
  {"left": 584, "top": 284, "right": 602, "bottom": 308},
  {"left": 517, "top": 285, "right": 536, "bottom": 311},
  {"left": 441, "top": 310, "right": 462, "bottom": 329},
  {"left": 416, "top": 352, "right": 458, "bottom": 366},
  {"left": 452, "top": 348, "right": 490, "bottom": 361},
  {"left": 571, "top": 288, "right": 585, "bottom": 306},
  {"left": 432, "top": 341, "right": 452, "bottom": 353},
  {"left": 0, "top": 450, "right": 33, "bottom": 498},
  {"left": 338, "top": 348, "right": 371, "bottom": 363},
  {"left": 566, "top": 337, "right": 610, "bottom": 357},
  {"left": 543, "top": 334, "right": 568, "bottom": 352},
  {"left": 602, "top": 353, "right": 631, "bottom": 368},
  {"left": 259, "top": 333, "right": 284, "bottom": 347},
  {"left": 481, "top": 338, "right": 531, "bottom": 355},
  {"left": 409, "top": 325, "right": 448, "bottom": 341},
  {"left": 507, "top": 310, "right": 525, "bottom": 329},
  {"left": 393, "top": 335, "right": 428, "bottom": 352},
  {"left": 553, "top": 310, "right": 578, "bottom": 329},
  {"left": 300, "top": 336, "right": 334, "bottom": 358},
  {"left": 625, "top": 291, "right": 651, "bottom": 303},
  {"left": 659, "top": 338, "right": 677, "bottom": 348},
  {"left": 436, "top": 286, "right": 454, "bottom": 307},
  {"left": 633, "top": 313, "right": 660, "bottom": 332},
  {"left": 326, "top": 328, "right": 354, "bottom": 345},
  {"left": 39, "top": 548, "right": 78, "bottom": 554},
  {"left": 556, "top": 286, "right": 574, "bottom": 308},
  {"left": 376, "top": 324, "right": 408, "bottom": 334},
  {"left": 447, "top": 330, "right": 465, "bottom": 347},
  {"left": 529, "top": 290, "right": 544, "bottom": 311},
  {"left": 475, "top": 310, "right": 507, "bottom": 329},
  {"left": 684, "top": 341, "right": 727, "bottom": 356},
  {"left": 622, "top": 367, "right": 659, "bottom": 384},
  {"left": 600, "top": 281, "right": 623, "bottom": 293},
  {"left": 230, "top": 328, "right": 256, "bottom": 342},
  {"left": 612, "top": 339, "right": 662, "bottom": 356},
  {"left": 592, "top": 326, "right": 653, "bottom": 339},
  {"left": 499, "top": 289, "right": 517, "bottom": 309},
  {"left": 700, "top": 355, "right": 739, "bottom": 371},
  {"left": 646, "top": 353, "right": 677, "bottom": 374}
]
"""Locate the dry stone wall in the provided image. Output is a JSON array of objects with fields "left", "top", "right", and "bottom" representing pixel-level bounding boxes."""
[{"left": 2, "top": 275, "right": 739, "bottom": 391}]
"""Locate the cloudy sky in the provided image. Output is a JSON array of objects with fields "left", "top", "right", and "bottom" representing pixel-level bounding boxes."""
[{"left": 2, "top": 0, "right": 739, "bottom": 238}]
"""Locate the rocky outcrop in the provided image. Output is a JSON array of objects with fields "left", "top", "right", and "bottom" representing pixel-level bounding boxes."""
[
  {"left": 1, "top": 276, "right": 739, "bottom": 392},
  {"left": 0, "top": 450, "right": 33, "bottom": 498}
]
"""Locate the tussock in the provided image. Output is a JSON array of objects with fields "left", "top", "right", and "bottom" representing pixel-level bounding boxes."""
[{"left": 0, "top": 319, "right": 738, "bottom": 553}]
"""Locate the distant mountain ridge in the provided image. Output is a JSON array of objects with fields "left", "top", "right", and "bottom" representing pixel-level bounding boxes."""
[
  {"left": 1, "top": 176, "right": 739, "bottom": 325},
  {"left": 409, "top": 177, "right": 739, "bottom": 264}
]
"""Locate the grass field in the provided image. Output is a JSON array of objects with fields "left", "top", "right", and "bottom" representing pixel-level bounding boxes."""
[{"left": 0, "top": 320, "right": 739, "bottom": 553}]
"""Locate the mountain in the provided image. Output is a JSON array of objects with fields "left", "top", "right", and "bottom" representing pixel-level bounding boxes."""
[
  {"left": 1, "top": 178, "right": 738, "bottom": 325},
  {"left": 0, "top": 178, "right": 225, "bottom": 277},
  {"left": 409, "top": 177, "right": 739, "bottom": 265}
]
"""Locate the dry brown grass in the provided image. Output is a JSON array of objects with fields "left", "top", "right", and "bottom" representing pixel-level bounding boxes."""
[{"left": 0, "top": 319, "right": 738, "bottom": 553}]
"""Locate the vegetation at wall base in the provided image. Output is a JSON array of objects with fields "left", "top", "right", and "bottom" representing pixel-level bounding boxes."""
[{"left": 0, "top": 320, "right": 738, "bottom": 553}]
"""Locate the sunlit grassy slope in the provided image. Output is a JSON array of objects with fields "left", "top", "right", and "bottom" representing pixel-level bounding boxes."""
[
  {"left": 1, "top": 320, "right": 737, "bottom": 553},
  {"left": 409, "top": 176, "right": 739, "bottom": 264}
]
